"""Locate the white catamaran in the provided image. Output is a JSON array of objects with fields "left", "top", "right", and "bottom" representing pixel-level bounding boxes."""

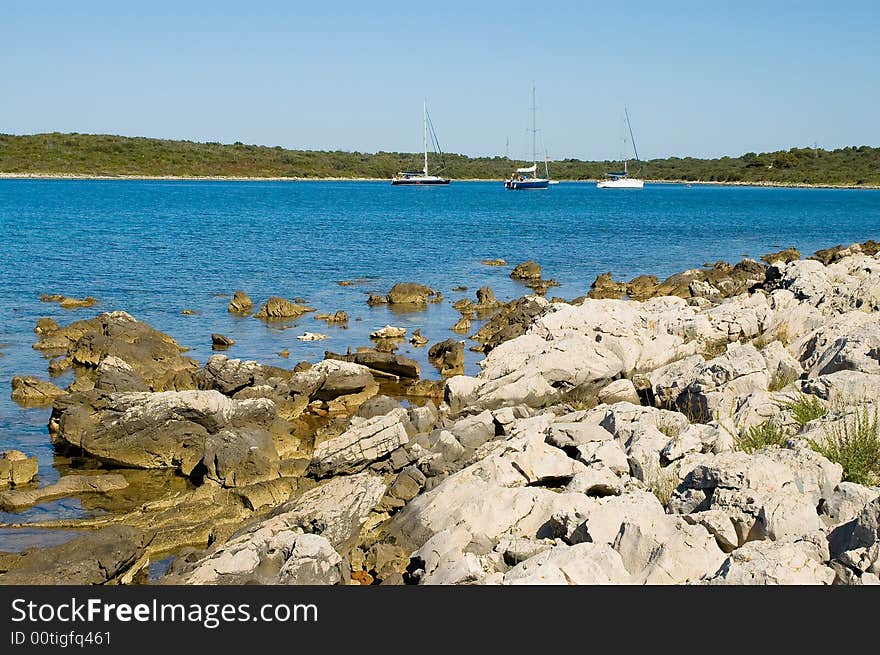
[
  {"left": 598, "top": 108, "right": 645, "bottom": 189},
  {"left": 392, "top": 100, "right": 450, "bottom": 186},
  {"left": 505, "top": 84, "right": 550, "bottom": 190}
]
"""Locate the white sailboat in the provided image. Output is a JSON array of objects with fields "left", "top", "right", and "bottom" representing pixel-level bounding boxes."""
[
  {"left": 597, "top": 108, "right": 645, "bottom": 189},
  {"left": 505, "top": 84, "right": 550, "bottom": 190},
  {"left": 392, "top": 100, "right": 450, "bottom": 186}
]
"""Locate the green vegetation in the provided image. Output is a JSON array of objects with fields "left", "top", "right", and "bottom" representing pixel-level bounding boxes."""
[
  {"left": 810, "top": 405, "right": 880, "bottom": 486},
  {"left": 1, "top": 133, "right": 879, "bottom": 184},
  {"left": 777, "top": 393, "right": 828, "bottom": 428},
  {"left": 735, "top": 420, "right": 790, "bottom": 453}
]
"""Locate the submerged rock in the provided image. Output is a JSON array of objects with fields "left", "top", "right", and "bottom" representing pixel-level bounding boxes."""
[
  {"left": 40, "top": 294, "right": 98, "bottom": 309},
  {"left": 0, "top": 525, "right": 151, "bottom": 585},
  {"left": 10, "top": 376, "right": 65, "bottom": 407},
  {"left": 0, "top": 473, "right": 129, "bottom": 511}
]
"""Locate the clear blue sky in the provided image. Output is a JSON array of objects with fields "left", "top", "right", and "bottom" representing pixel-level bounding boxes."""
[{"left": 2, "top": 1, "right": 878, "bottom": 160}]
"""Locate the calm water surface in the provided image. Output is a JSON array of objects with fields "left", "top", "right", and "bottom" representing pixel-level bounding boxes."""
[{"left": 1, "top": 179, "right": 879, "bottom": 547}]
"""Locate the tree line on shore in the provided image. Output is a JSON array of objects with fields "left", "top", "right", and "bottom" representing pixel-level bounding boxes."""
[{"left": 1, "top": 132, "right": 878, "bottom": 185}]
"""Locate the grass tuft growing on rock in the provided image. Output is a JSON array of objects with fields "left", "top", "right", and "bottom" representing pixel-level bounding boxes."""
[
  {"left": 656, "top": 415, "right": 682, "bottom": 438},
  {"left": 648, "top": 472, "right": 679, "bottom": 509},
  {"left": 777, "top": 393, "right": 828, "bottom": 428},
  {"left": 734, "top": 420, "right": 789, "bottom": 453},
  {"left": 810, "top": 405, "right": 880, "bottom": 486},
  {"left": 554, "top": 387, "right": 598, "bottom": 411},
  {"left": 768, "top": 369, "right": 798, "bottom": 392}
]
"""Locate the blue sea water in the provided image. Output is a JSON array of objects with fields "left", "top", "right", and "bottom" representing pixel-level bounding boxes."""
[{"left": 0, "top": 179, "right": 879, "bottom": 547}]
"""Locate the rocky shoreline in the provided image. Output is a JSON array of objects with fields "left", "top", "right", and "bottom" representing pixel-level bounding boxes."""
[{"left": 2, "top": 240, "right": 880, "bottom": 585}]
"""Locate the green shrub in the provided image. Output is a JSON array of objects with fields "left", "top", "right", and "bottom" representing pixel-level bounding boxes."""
[
  {"left": 810, "top": 405, "right": 880, "bottom": 485},
  {"left": 777, "top": 393, "right": 828, "bottom": 428},
  {"left": 735, "top": 420, "right": 789, "bottom": 453}
]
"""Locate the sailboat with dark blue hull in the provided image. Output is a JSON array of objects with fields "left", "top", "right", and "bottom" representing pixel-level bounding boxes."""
[{"left": 505, "top": 84, "right": 550, "bottom": 190}]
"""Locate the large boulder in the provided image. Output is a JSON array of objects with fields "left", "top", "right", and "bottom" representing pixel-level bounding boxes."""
[
  {"left": 705, "top": 540, "right": 835, "bottom": 585},
  {"left": 502, "top": 543, "right": 632, "bottom": 584},
  {"left": 326, "top": 350, "right": 420, "bottom": 379},
  {"left": 679, "top": 343, "right": 770, "bottom": 419},
  {"left": 674, "top": 447, "right": 841, "bottom": 547},
  {"left": 199, "top": 427, "right": 281, "bottom": 487},
  {"left": 428, "top": 339, "right": 464, "bottom": 376},
  {"left": 51, "top": 389, "right": 277, "bottom": 478},
  {"left": 179, "top": 473, "right": 386, "bottom": 584},
  {"left": 32, "top": 311, "right": 197, "bottom": 389},
  {"left": 310, "top": 408, "right": 410, "bottom": 476},
  {"left": 471, "top": 296, "right": 550, "bottom": 352},
  {"left": 831, "top": 497, "right": 880, "bottom": 580},
  {"left": 288, "top": 359, "right": 376, "bottom": 401}
]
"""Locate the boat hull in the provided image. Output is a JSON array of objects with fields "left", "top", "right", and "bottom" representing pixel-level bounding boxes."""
[
  {"left": 505, "top": 179, "right": 550, "bottom": 190},
  {"left": 391, "top": 177, "right": 450, "bottom": 186},
  {"left": 597, "top": 178, "right": 644, "bottom": 189}
]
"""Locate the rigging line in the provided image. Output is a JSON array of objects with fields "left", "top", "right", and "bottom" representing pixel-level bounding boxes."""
[
  {"left": 425, "top": 109, "right": 447, "bottom": 174},
  {"left": 624, "top": 107, "right": 642, "bottom": 175}
]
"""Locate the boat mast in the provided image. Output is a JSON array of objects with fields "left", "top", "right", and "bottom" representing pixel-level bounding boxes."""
[
  {"left": 423, "top": 99, "right": 429, "bottom": 176},
  {"left": 531, "top": 83, "right": 537, "bottom": 169},
  {"left": 624, "top": 107, "right": 641, "bottom": 174}
]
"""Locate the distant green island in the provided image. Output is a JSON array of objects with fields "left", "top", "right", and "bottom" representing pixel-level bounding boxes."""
[{"left": 1, "top": 133, "right": 878, "bottom": 186}]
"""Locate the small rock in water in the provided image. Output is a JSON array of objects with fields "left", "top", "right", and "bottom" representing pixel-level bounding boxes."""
[
  {"left": 410, "top": 329, "right": 429, "bottom": 347},
  {"left": 316, "top": 310, "right": 349, "bottom": 324},
  {"left": 452, "top": 285, "right": 468, "bottom": 292},
  {"left": 428, "top": 339, "right": 465, "bottom": 376},
  {"left": 39, "top": 294, "right": 98, "bottom": 309},
  {"left": 254, "top": 296, "right": 314, "bottom": 320},
  {"left": 211, "top": 333, "right": 235, "bottom": 349},
  {"left": 278, "top": 349, "right": 290, "bottom": 358},
  {"left": 180, "top": 309, "right": 197, "bottom": 315},
  {"left": 367, "top": 293, "right": 388, "bottom": 306},
  {"left": 298, "top": 332, "right": 328, "bottom": 341},
  {"left": 0, "top": 450, "right": 39, "bottom": 487},
  {"left": 371, "top": 325, "right": 406, "bottom": 339},
  {"left": 510, "top": 260, "right": 542, "bottom": 280},
  {"left": 481, "top": 259, "right": 507, "bottom": 266},
  {"left": 227, "top": 290, "right": 253, "bottom": 314},
  {"left": 387, "top": 282, "right": 439, "bottom": 305},
  {"left": 34, "top": 317, "right": 59, "bottom": 335},
  {"left": 452, "top": 316, "right": 471, "bottom": 332},
  {"left": 588, "top": 272, "right": 627, "bottom": 300},
  {"left": 10, "top": 376, "right": 65, "bottom": 407}
]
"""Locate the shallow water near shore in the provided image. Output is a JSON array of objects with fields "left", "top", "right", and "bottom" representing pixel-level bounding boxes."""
[{"left": 1, "top": 179, "right": 879, "bottom": 549}]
